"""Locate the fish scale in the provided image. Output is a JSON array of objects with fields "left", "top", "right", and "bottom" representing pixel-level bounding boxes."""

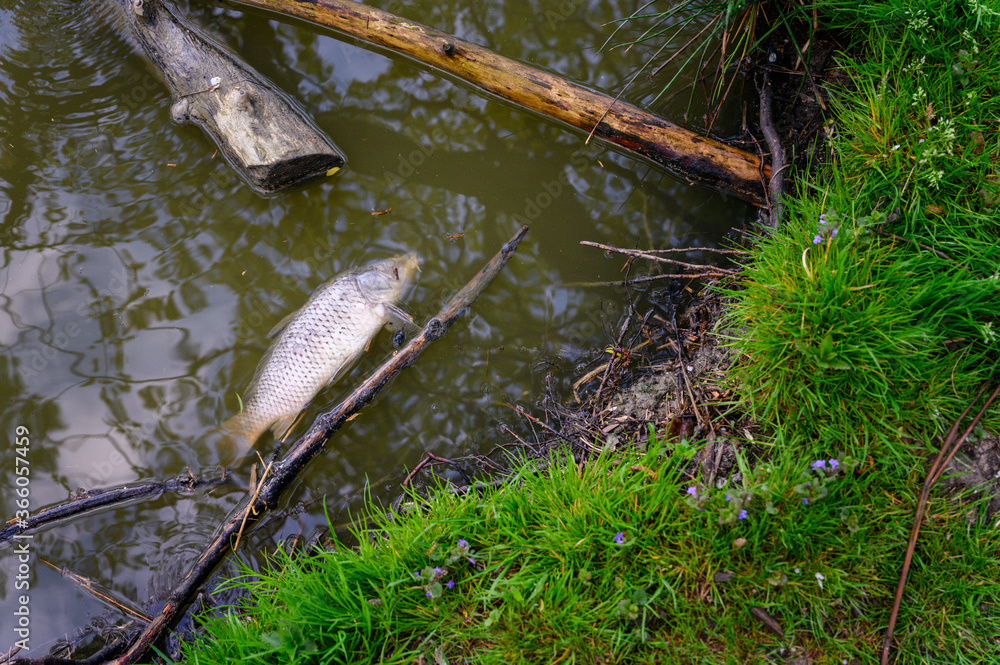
[{"left": 224, "top": 254, "right": 419, "bottom": 451}]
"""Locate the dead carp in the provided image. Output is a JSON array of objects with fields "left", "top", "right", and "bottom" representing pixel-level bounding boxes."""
[{"left": 224, "top": 253, "right": 419, "bottom": 449}]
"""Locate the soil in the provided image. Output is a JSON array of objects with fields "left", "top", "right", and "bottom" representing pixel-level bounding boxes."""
[{"left": 938, "top": 431, "right": 1000, "bottom": 518}]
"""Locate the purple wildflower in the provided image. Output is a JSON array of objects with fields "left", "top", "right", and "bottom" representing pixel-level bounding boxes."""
[
  {"left": 686, "top": 485, "right": 698, "bottom": 498},
  {"left": 802, "top": 498, "right": 809, "bottom": 505},
  {"left": 811, "top": 460, "right": 826, "bottom": 470},
  {"left": 446, "top": 580, "right": 455, "bottom": 589},
  {"left": 457, "top": 539, "right": 468, "bottom": 549},
  {"left": 724, "top": 493, "right": 733, "bottom": 502},
  {"left": 614, "top": 532, "right": 625, "bottom": 545},
  {"left": 413, "top": 571, "right": 421, "bottom": 579},
  {"left": 819, "top": 214, "right": 827, "bottom": 224},
  {"left": 831, "top": 228, "right": 839, "bottom": 237},
  {"left": 433, "top": 567, "right": 443, "bottom": 575},
  {"left": 425, "top": 590, "right": 432, "bottom": 598},
  {"left": 813, "top": 235, "right": 824, "bottom": 244},
  {"left": 738, "top": 510, "right": 748, "bottom": 520},
  {"left": 468, "top": 556, "right": 476, "bottom": 565},
  {"left": 829, "top": 459, "right": 840, "bottom": 469}
]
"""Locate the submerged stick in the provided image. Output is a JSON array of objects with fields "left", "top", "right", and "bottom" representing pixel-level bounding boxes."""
[
  {"left": 230, "top": 0, "right": 770, "bottom": 205},
  {"left": 107, "top": 226, "right": 529, "bottom": 665},
  {"left": 0, "top": 473, "right": 232, "bottom": 545},
  {"left": 40, "top": 559, "right": 151, "bottom": 622},
  {"left": 881, "top": 382, "right": 1000, "bottom": 665}
]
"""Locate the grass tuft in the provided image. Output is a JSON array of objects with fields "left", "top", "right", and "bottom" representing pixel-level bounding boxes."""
[
  {"left": 177, "top": 436, "right": 1000, "bottom": 664},
  {"left": 720, "top": 0, "right": 1000, "bottom": 452}
]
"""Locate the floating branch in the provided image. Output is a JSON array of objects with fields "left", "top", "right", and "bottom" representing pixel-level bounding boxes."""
[
  {"left": 0, "top": 473, "right": 233, "bottom": 545},
  {"left": 231, "top": 0, "right": 770, "bottom": 205}
]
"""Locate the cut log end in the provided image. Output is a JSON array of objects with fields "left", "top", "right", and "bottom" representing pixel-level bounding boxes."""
[{"left": 253, "top": 152, "right": 346, "bottom": 192}]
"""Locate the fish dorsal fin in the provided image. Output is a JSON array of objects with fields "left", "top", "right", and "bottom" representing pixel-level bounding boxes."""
[{"left": 267, "top": 310, "right": 297, "bottom": 339}]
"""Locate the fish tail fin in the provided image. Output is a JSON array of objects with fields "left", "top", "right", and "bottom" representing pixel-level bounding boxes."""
[
  {"left": 219, "top": 411, "right": 301, "bottom": 462},
  {"left": 221, "top": 412, "right": 270, "bottom": 455}
]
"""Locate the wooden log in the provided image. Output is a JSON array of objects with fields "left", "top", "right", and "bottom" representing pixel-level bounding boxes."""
[
  {"left": 231, "top": 0, "right": 770, "bottom": 205},
  {"left": 116, "top": 0, "right": 345, "bottom": 192},
  {"left": 105, "top": 226, "right": 530, "bottom": 665}
]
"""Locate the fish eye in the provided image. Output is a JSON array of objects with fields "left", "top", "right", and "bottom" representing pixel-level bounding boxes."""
[{"left": 393, "top": 266, "right": 399, "bottom": 280}]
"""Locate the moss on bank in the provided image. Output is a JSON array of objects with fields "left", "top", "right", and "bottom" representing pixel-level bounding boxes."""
[{"left": 176, "top": 1, "right": 1000, "bottom": 663}]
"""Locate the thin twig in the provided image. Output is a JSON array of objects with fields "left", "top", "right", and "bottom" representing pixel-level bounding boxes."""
[
  {"left": 39, "top": 559, "right": 151, "bottom": 622},
  {"left": 564, "top": 272, "right": 732, "bottom": 288},
  {"left": 234, "top": 456, "right": 273, "bottom": 553},
  {"left": 881, "top": 382, "right": 1000, "bottom": 665},
  {"left": 580, "top": 241, "right": 737, "bottom": 273},
  {"left": 104, "top": 226, "right": 530, "bottom": 665},
  {"left": 6, "top": 637, "right": 128, "bottom": 665},
  {"left": 499, "top": 423, "right": 532, "bottom": 448},
  {"left": 505, "top": 403, "right": 564, "bottom": 440},
  {"left": 633, "top": 246, "right": 747, "bottom": 255},
  {"left": 402, "top": 452, "right": 453, "bottom": 488}
]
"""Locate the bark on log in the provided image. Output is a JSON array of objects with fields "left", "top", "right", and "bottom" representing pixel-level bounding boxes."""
[
  {"left": 105, "top": 226, "right": 530, "bottom": 665},
  {"left": 114, "top": 0, "right": 345, "bottom": 192},
  {"left": 231, "top": 0, "right": 770, "bottom": 205}
]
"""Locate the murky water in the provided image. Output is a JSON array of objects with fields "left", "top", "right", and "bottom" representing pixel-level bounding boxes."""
[{"left": 0, "top": 0, "right": 749, "bottom": 654}]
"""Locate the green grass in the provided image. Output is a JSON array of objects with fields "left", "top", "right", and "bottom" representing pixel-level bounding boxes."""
[
  {"left": 720, "top": 0, "right": 1000, "bottom": 452},
  {"left": 176, "top": 436, "right": 1000, "bottom": 664}
]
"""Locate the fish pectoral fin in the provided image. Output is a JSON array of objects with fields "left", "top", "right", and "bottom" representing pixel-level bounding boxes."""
[
  {"left": 267, "top": 310, "right": 297, "bottom": 339},
  {"left": 325, "top": 348, "right": 365, "bottom": 387},
  {"left": 269, "top": 412, "right": 304, "bottom": 441},
  {"left": 383, "top": 303, "right": 419, "bottom": 333}
]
